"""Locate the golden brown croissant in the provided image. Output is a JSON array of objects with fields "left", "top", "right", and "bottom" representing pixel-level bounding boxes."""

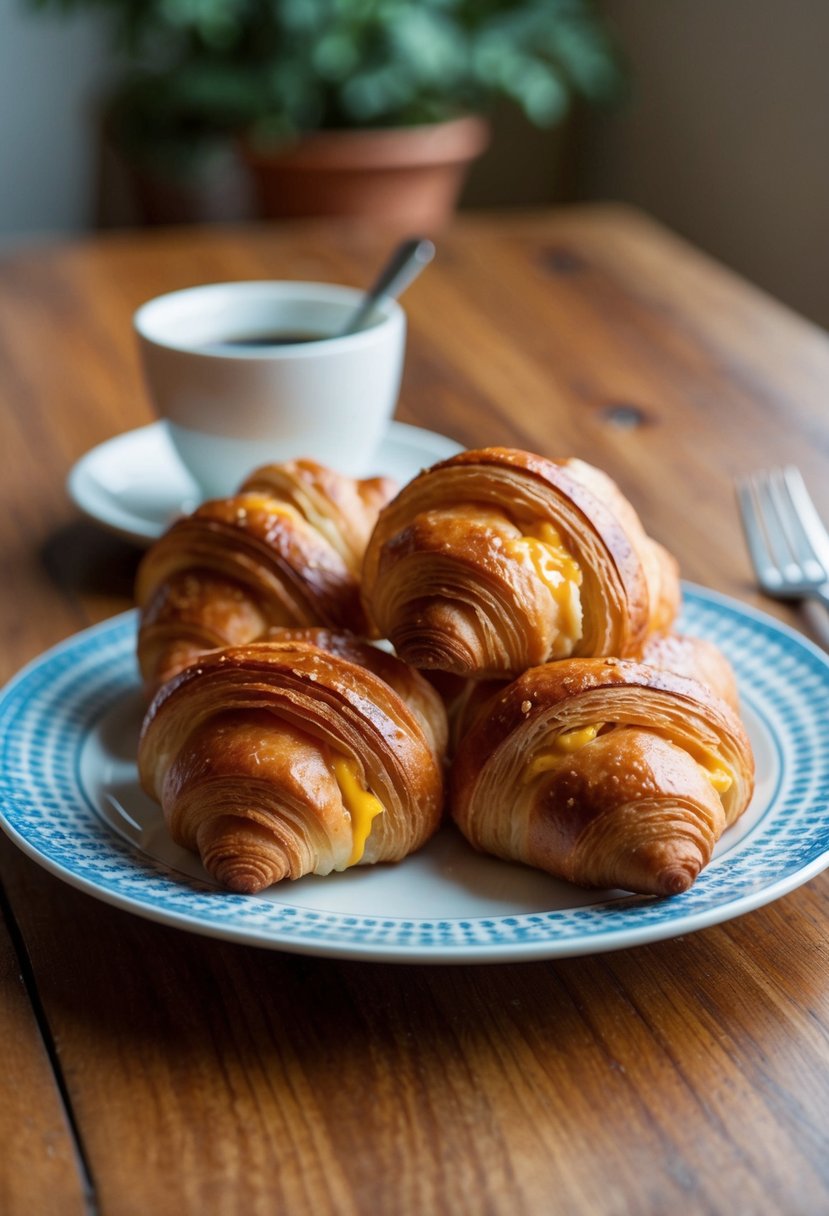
[
  {"left": 361, "top": 448, "right": 680, "bottom": 678},
  {"left": 136, "top": 459, "right": 395, "bottom": 693},
  {"left": 640, "top": 632, "right": 740, "bottom": 713},
  {"left": 137, "top": 628, "right": 448, "bottom": 893},
  {"left": 450, "top": 645, "right": 754, "bottom": 896}
]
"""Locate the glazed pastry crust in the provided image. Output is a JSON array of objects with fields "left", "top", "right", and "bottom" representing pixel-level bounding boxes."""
[
  {"left": 138, "top": 629, "right": 447, "bottom": 893},
  {"left": 450, "top": 656, "right": 754, "bottom": 896},
  {"left": 361, "top": 448, "right": 679, "bottom": 677},
  {"left": 449, "top": 630, "right": 743, "bottom": 751},
  {"left": 640, "top": 632, "right": 740, "bottom": 712},
  {"left": 136, "top": 459, "right": 395, "bottom": 693}
]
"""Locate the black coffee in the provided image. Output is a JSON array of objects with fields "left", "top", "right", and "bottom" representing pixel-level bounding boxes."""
[{"left": 207, "top": 331, "right": 326, "bottom": 349}]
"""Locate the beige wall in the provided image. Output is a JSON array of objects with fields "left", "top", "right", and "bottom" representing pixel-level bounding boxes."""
[{"left": 576, "top": 0, "right": 829, "bottom": 329}]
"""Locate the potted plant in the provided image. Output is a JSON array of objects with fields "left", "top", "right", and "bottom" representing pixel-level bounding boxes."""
[{"left": 26, "top": 0, "right": 624, "bottom": 228}]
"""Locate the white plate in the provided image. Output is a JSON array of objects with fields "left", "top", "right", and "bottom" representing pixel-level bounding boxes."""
[
  {"left": 67, "top": 420, "right": 463, "bottom": 546},
  {"left": 1, "top": 585, "right": 828, "bottom": 964}
]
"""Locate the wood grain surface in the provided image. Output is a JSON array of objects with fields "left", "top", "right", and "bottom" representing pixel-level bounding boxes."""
[{"left": 1, "top": 206, "right": 828, "bottom": 1216}]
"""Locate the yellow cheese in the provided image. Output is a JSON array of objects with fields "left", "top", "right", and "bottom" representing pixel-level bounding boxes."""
[
  {"left": 649, "top": 728, "right": 734, "bottom": 796},
  {"left": 524, "top": 723, "right": 603, "bottom": 781},
  {"left": 506, "top": 521, "right": 583, "bottom": 650},
  {"left": 553, "top": 722, "right": 603, "bottom": 753},
  {"left": 698, "top": 762, "right": 733, "bottom": 794},
  {"left": 331, "top": 756, "right": 385, "bottom": 866},
  {"left": 237, "top": 494, "right": 299, "bottom": 519},
  {"left": 523, "top": 721, "right": 733, "bottom": 796}
]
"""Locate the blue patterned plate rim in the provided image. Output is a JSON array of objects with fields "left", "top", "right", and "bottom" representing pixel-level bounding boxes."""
[{"left": 0, "top": 582, "right": 828, "bottom": 964}]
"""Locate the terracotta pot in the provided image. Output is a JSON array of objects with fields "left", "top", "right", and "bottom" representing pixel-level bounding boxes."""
[{"left": 241, "top": 115, "right": 490, "bottom": 231}]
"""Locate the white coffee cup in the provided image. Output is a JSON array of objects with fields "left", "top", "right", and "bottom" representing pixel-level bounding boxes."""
[{"left": 134, "top": 280, "right": 406, "bottom": 498}]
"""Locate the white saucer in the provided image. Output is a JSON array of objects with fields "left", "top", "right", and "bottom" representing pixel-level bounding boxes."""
[{"left": 67, "top": 420, "right": 463, "bottom": 547}]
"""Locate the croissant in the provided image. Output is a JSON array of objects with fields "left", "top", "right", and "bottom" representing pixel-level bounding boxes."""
[
  {"left": 450, "top": 641, "right": 754, "bottom": 896},
  {"left": 136, "top": 459, "right": 395, "bottom": 693},
  {"left": 137, "top": 628, "right": 448, "bottom": 893},
  {"left": 361, "top": 448, "right": 680, "bottom": 678},
  {"left": 640, "top": 632, "right": 740, "bottom": 713}
]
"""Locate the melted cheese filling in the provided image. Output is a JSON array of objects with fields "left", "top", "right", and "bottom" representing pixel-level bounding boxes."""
[
  {"left": 505, "top": 522, "right": 583, "bottom": 654},
  {"left": 236, "top": 495, "right": 300, "bottom": 521},
  {"left": 695, "top": 757, "right": 733, "bottom": 793},
  {"left": 331, "top": 756, "right": 385, "bottom": 866},
  {"left": 523, "top": 723, "right": 733, "bottom": 795},
  {"left": 524, "top": 723, "right": 603, "bottom": 781},
  {"left": 552, "top": 722, "right": 604, "bottom": 753},
  {"left": 649, "top": 729, "right": 734, "bottom": 795}
]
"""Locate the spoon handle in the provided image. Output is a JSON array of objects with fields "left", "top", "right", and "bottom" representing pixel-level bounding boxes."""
[{"left": 342, "top": 237, "right": 435, "bottom": 334}]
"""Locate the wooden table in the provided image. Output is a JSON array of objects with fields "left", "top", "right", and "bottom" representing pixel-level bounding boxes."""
[{"left": 1, "top": 206, "right": 828, "bottom": 1216}]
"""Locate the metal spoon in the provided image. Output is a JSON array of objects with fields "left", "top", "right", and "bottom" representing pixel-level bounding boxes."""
[{"left": 340, "top": 237, "right": 435, "bottom": 335}]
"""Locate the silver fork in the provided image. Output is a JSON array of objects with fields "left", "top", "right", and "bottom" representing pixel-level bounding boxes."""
[{"left": 736, "top": 466, "right": 829, "bottom": 611}]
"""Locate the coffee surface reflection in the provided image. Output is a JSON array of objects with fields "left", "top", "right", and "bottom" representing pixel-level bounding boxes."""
[{"left": 207, "top": 331, "right": 325, "bottom": 349}]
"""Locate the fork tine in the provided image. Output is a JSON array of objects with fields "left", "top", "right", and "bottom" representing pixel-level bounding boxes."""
[
  {"left": 752, "top": 472, "right": 801, "bottom": 581},
  {"left": 736, "top": 477, "right": 783, "bottom": 588},
  {"left": 767, "top": 467, "right": 818, "bottom": 579},
  {"left": 780, "top": 466, "right": 829, "bottom": 579}
]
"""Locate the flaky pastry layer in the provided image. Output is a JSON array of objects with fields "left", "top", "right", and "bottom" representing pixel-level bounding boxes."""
[
  {"left": 361, "top": 448, "right": 679, "bottom": 678},
  {"left": 136, "top": 458, "right": 395, "bottom": 693},
  {"left": 450, "top": 653, "right": 754, "bottom": 896},
  {"left": 138, "top": 628, "right": 448, "bottom": 893}
]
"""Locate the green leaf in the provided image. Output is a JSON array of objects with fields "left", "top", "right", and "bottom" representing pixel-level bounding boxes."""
[{"left": 20, "top": 0, "right": 626, "bottom": 133}]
